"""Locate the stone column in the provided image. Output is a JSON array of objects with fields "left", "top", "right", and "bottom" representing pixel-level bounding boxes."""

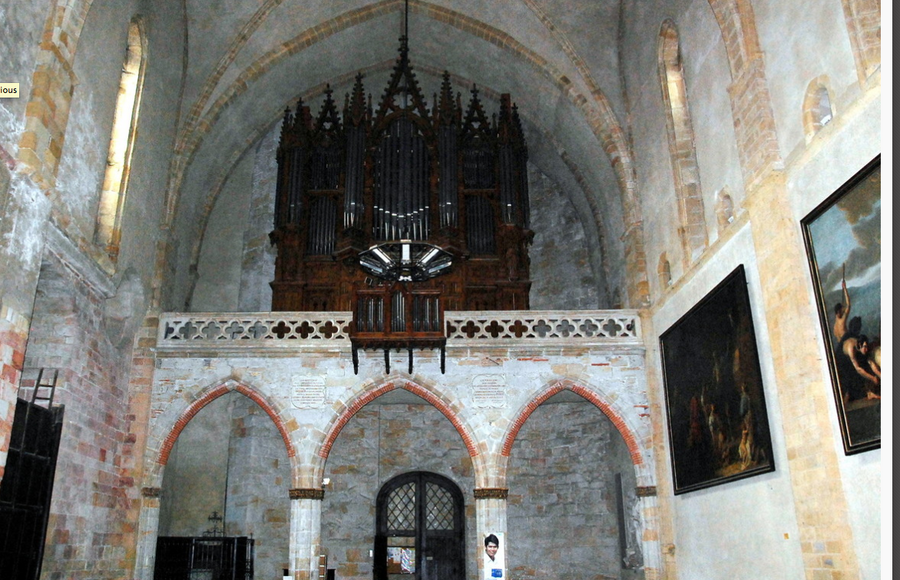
[
  {"left": 474, "top": 488, "right": 508, "bottom": 580},
  {"left": 289, "top": 488, "right": 324, "bottom": 580},
  {"left": 635, "top": 486, "right": 662, "bottom": 580},
  {"left": 133, "top": 487, "right": 161, "bottom": 580}
]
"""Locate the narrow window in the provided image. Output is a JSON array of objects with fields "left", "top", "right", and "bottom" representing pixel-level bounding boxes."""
[
  {"left": 802, "top": 77, "right": 834, "bottom": 143},
  {"left": 658, "top": 20, "right": 708, "bottom": 266},
  {"left": 94, "top": 17, "right": 146, "bottom": 265}
]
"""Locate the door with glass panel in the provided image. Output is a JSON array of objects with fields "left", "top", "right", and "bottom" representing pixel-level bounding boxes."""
[{"left": 374, "top": 472, "right": 464, "bottom": 580}]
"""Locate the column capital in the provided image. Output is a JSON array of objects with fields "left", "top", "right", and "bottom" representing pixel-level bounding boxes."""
[
  {"left": 289, "top": 488, "right": 325, "bottom": 500},
  {"left": 473, "top": 488, "right": 509, "bottom": 500},
  {"left": 141, "top": 487, "right": 161, "bottom": 498},
  {"left": 636, "top": 486, "right": 657, "bottom": 497}
]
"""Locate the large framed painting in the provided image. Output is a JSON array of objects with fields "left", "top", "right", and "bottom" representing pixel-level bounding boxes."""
[
  {"left": 802, "top": 155, "right": 881, "bottom": 454},
  {"left": 660, "top": 266, "right": 775, "bottom": 494}
]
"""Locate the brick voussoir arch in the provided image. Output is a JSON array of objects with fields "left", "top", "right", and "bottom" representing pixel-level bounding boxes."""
[
  {"left": 318, "top": 380, "right": 480, "bottom": 462},
  {"left": 156, "top": 379, "right": 297, "bottom": 467},
  {"left": 501, "top": 379, "right": 644, "bottom": 466}
]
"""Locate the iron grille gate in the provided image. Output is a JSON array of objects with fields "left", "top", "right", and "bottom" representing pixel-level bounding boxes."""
[
  {"left": 0, "top": 368, "right": 64, "bottom": 580},
  {"left": 374, "top": 472, "right": 464, "bottom": 580},
  {"left": 153, "top": 536, "right": 254, "bottom": 580}
]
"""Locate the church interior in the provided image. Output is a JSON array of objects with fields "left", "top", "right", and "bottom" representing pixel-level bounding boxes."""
[{"left": 0, "top": 1, "right": 885, "bottom": 579}]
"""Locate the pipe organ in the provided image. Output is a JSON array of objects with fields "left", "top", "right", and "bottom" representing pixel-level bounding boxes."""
[{"left": 270, "top": 39, "right": 532, "bottom": 325}]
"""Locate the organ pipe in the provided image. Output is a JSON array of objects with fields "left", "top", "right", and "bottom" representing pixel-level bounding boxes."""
[{"left": 270, "top": 40, "right": 532, "bottom": 313}]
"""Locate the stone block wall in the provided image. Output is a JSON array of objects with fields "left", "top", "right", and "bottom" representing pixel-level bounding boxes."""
[
  {"left": 322, "top": 403, "right": 476, "bottom": 580},
  {"left": 225, "top": 395, "right": 292, "bottom": 580},
  {"left": 529, "top": 168, "right": 603, "bottom": 309},
  {"left": 24, "top": 254, "right": 131, "bottom": 580},
  {"left": 507, "top": 401, "right": 640, "bottom": 580}
]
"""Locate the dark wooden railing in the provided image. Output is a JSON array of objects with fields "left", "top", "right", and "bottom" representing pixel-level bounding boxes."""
[{"left": 350, "top": 285, "right": 446, "bottom": 374}]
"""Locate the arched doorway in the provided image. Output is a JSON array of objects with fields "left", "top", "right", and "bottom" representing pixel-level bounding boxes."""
[{"left": 374, "top": 472, "right": 465, "bottom": 580}]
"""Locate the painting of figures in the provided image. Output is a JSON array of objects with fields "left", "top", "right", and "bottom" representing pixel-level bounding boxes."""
[
  {"left": 802, "top": 156, "right": 881, "bottom": 454},
  {"left": 660, "top": 266, "right": 775, "bottom": 494}
]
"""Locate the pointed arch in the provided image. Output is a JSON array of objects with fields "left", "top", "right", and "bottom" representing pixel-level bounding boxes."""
[
  {"left": 317, "top": 379, "right": 479, "bottom": 463},
  {"left": 156, "top": 379, "right": 296, "bottom": 468},
  {"left": 162, "top": 0, "right": 647, "bottom": 306},
  {"left": 838, "top": 0, "right": 881, "bottom": 84},
  {"left": 16, "top": 0, "right": 96, "bottom": 190},
  {"left": 501, "top": 379, "right": 643, "bottom": 466}
]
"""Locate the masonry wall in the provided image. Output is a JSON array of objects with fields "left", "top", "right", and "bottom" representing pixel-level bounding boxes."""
[
  {"left": 225, "top": 395, "right": 292, "bottom": 580},
  {"left": 780, "top": 94, "right": 882, "bottom": 580},
  {"left": 529, "top": 169, "right": 603, "bottom": 309},
  {"left": 0, "top": 1, "right": 186, "bottom": 576},
  {"left": 506, "top": 400, "right": 641, "bottom": 580},
  {"left": 620, "top": 0, "right": 882, "bottom": 578},
  {"left": 24, "top": 254, "right": 132, "bottom": 580},
  {"left": 0, "top": 0, "right": 51, "bottom": 156},
  {"left": 649, "top": 226, "right": 804, "bottom": 580},
  {"left": 322, "top": 403, "right": 476, "bottom": 580},
  {"left": 144, "top": 337, "right": 653, "bottom": 578}
]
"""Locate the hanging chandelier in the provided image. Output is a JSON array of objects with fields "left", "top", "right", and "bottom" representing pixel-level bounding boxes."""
[{"left": 359, "top": 239, "right": 454, "bottom": 282}]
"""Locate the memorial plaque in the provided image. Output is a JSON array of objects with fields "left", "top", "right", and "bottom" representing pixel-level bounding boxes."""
[
  {"left": 291, "top": 376, "right": 326, "bottom": 408},
  {"left": 473, "top": 375, "right": 507, "bottom": 408}
]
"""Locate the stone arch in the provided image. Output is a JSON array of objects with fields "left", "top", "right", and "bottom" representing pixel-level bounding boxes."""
[
  {"left": 314, "top": 378, "right": 480, "bottom": 482},
  {"left": 501, "top": 379, "right": 644, "bottom": 467},
  {"left": 154, "top": 379, "right": 297, "bottom": 482},
  {"left": 705, "top": 0, "right": 762, "bottom": 80},
  {"left": 801, "top": 76, "right": 835, "bottom": 143},
  {"left": 184, "top": 65, "right": 613, "bottom": 311},
  {"left": 658, "top": 19, "right": 708, "bottom": 267},
  {"left": 838, "top": 0, "right": 881, "bottom": 84},
  {"left": 16, "top": 0, "right": 96, "bottom": 191},
  {"left": 704, "top": 0, "right": 782, "bottom": 189},
  {"left": 500, "top": 378, "right": 652, "bottom": 578},
  {"left": 163, "top": 0, "right": 647, "bottom": 306}
]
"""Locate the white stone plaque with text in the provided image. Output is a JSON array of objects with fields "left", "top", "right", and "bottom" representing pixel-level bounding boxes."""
[
  {"left": 473, "top": 375, "right": 507, "bottom": 408},
  {"left": 291, "top": 376, "right": 326, "bottom": 408}
]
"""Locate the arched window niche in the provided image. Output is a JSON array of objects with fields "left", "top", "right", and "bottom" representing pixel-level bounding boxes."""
[
  {"left": 658, "top": 20, "right": 708, "bottom": 267},
  {"left": 802, "top": 76, "right": 835, "bottom": 143},
  {"left": 94, "top": 16, "right": 146, "bottom": 269}
]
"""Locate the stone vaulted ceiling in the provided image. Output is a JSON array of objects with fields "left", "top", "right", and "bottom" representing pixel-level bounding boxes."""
[{"left": 169, "top": 0, "right": 634, "bottom": 305}]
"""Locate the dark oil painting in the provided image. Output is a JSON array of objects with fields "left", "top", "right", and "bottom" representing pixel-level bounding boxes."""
[
  {"left": 660, "top": 266, "right": 775, "bottom": 494},
  {"left": 802, "top": 156, "right": 881, "bottom": 454}
]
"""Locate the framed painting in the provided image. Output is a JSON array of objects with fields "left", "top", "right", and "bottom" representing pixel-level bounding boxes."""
[
  {"left": 660, "top": 266, "right": 775, "bottom": 494},
  {"left": 802, "top": 155, "right": 881, "bottom": 454}
]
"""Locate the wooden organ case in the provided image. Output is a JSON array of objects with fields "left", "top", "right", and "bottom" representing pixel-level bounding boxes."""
[{"left": 269, "top": 39, "right": 532, "bottom": 370}]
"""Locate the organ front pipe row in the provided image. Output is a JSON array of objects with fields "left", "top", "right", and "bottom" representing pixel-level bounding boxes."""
[{"left": 271, "top": 41, "right": 531, "bottom": 314}]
